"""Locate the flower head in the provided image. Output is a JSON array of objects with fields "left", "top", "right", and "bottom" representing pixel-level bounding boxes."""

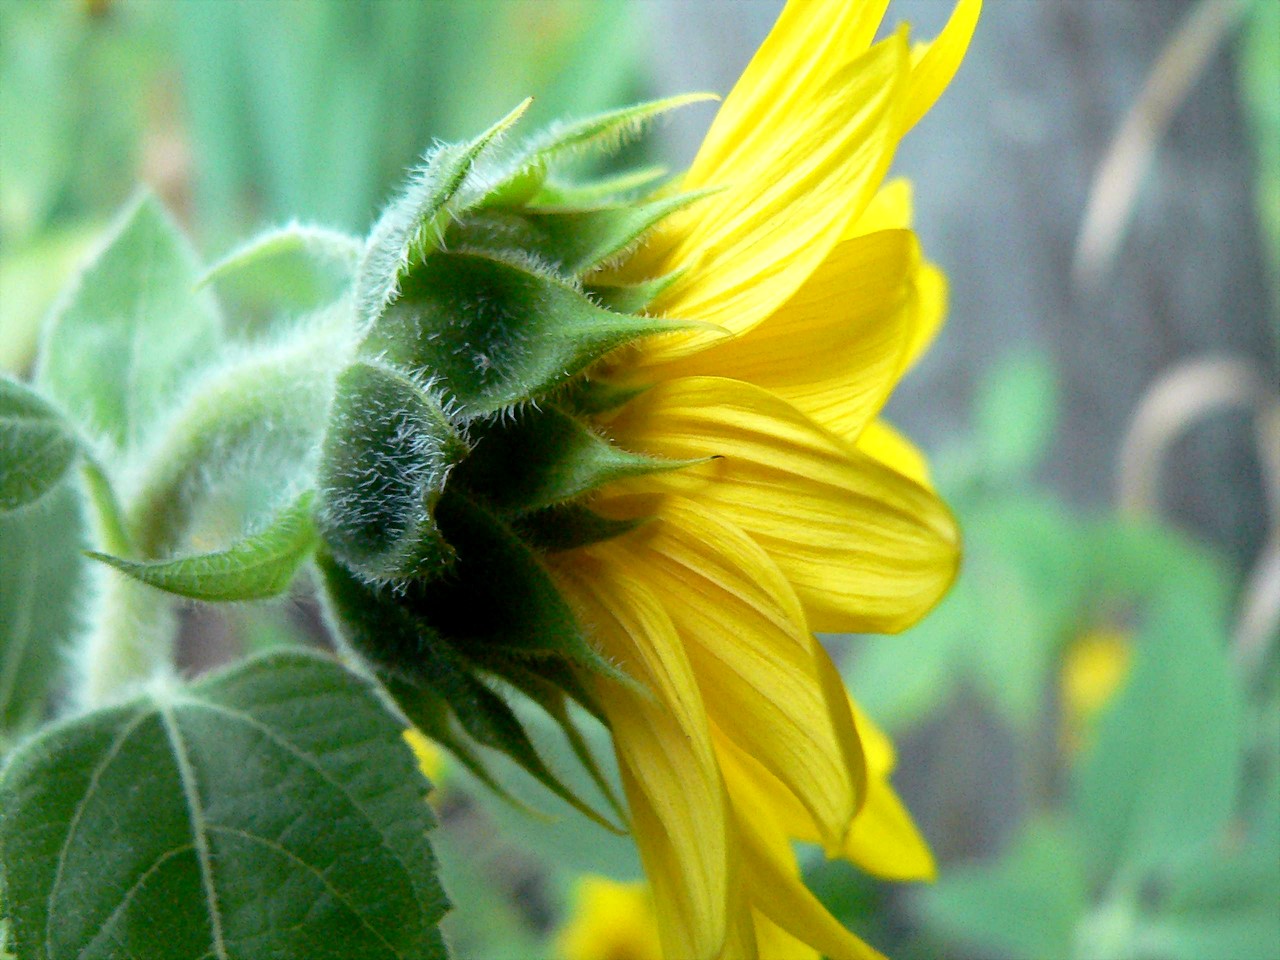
[{"left": 316, "top": 1, "right": 978, "bottom": 956}]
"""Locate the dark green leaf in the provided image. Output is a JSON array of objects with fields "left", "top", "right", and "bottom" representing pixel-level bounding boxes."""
[
  {"left": 316, "top": 361, "right": 467, "bottom": 583},
  {"left": 88, "top": 493, "right": 317, "bottom": 602},
  {"left": 586, "top": 270, "right": 683, "bottom": 314},
  {"left": 454, "top": 404, "right": 687, "bottom": 514},
  {"left": 0, "top": 650, "right": 448, "bottom": 960},
  {"left": 1154, "top": 847, "right": 1280, "bottom": 960},
  {"left": 512, "top": 502, "right": 646, "bottom": 554},
  {"left": 35, "top": 194, "right": 223, "bottom": 454},
  {"left": 356, "top": 101, "right": 530, "bottom": 326},
  {"left": 0, "top": 481, "right": 87, "bottom": 738},
  {"left": 362, "top": 250, "right": 690, "bottom": 416},
  {"left": 0, "top": 376, "right": 79, "bottom": 512},
  {"left": 918, "top": 817, "right": 1088, "bottom": 960}
]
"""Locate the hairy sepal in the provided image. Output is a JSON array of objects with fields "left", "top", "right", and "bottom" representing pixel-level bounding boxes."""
[
  {"left": 361, "top": 250, "right": 693, "bottom": 417},
  {"left": 316, "top": 361, "right": 468, "bottom": 585}
]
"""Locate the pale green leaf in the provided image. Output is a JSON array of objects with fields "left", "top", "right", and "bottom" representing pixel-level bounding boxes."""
[
  {"left": 0, "top": 376, "right": 79, "bottom": 512},
  {"left": 35, "top": 194, "right": 223, "bottom": 455},
  {"left": 0, "top": 650, "right": 449, "bottom": 960}
]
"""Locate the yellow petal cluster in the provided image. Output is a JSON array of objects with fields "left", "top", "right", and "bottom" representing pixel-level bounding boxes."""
[{"left": 548, "top": 1, "right": 979, "bottom": 956}]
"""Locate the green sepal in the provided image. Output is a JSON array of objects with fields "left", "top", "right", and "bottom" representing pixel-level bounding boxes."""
[
  {"left": 559, "top": 376, "right": 650, "bottom": 416},
  {"left": 586, "top": 270, "right": 685, "bottom": 314},
  {"left": 316, "top": 361, "right": 467, "bottom": 584},
  {"left": 317, "top": 551, "right": 623, "bottom": 833},
  {"left": 454, "top": 404, "right": 685, "bottom": 514},
  {"left": 362, "top": 250, "right": 692, "bottom": 416},
  {"left": 402, "top": 492, "right": 630, "bottom": 685},
  {"left": 0, "top": 375, "right": 79, "bottom": 512},
  {"left": 87, "top": 493, "right": 317, "bottom": 602},
  {"left": 356, "top": 99, "right": 531, "bottom": 327},
  {"left": 469, "top": 654, "right": 626, "bottom": 829},
  {"left": 522, "top": 94, "right": 716, "bottom": 166},
  {"left": 534, "top": 166, "right": 670, "bottom": 208},
  {"left": 450, "top": 189, "right": 712, "bottom": 278},
  {"left": 511, "top": 502, "right": 647, "bottom": 554}
]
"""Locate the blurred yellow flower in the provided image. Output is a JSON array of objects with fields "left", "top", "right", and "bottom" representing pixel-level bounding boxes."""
[
  {"left": 403, "top": 726, "right": 446, "bottom": 788},
  {"left": 546, "top": 0, "right": 980, "bottom": 956},
  {"left": 556, "top": 876, "right": 663, "bottom": 960},
  {"left": 1061, "top": 627, "right": 1133, "bottom": 753}
]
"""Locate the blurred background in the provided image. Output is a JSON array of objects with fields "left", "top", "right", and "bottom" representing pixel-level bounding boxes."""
[{"left": 1, "top": 1, "right": 1276, "bottom": 958}]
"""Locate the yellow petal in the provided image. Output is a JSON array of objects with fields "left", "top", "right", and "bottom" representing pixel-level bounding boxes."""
[
  {"left": 903, "top": 261, "right": 947, "bottom": 370},
  {"left": 850, "top": 178, "right": 913, "bottom": 235},
  {"left": 684, "top": 0, "right": 890, "bottom": 190},
  {"left": 752, "top": 913, "right": 821, "bottom": 960},
  {"left": 603, "top": 377, "right": 960, "bottom": 634},
  {"left": 734, "top": 804, "right": 887, "bottom": 960},
  {"left": 903, "top": 0, "right": 982, "bottom": 134},
  {"left": 855, "top": 419, "right": 933, "bottom": 491},
  {"left": 553, "top": 558, "right": 731, "bottom": 960},
  {"left": 624, "top": 33, "right": 911, "bottom": 368},
  {"left": 842, "top": 773, "right": 936, "bottom": 881},
  {"left": 593, "top": 494, "right": 866, "bottom": 851},
  {"left": 642, "top": 229, "right": 918, "bottom": 442}
]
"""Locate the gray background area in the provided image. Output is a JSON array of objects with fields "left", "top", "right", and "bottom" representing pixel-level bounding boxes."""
[{"left": 645, "top": 0, "right": 1276, "bottom": 571}]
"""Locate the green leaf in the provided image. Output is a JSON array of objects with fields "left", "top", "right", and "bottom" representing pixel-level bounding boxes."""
[
  {"left": 200, "top": 224, "right": 362, "bottom": 327},
  {"left": 974, "top": 351, "right": 1058, "bottom": 476},
  {"left": 1152, "top": 847, "right": 1280, "bottom": 960},
  {"left": 533, "top": 166, "right": 670, "bottom": 208},
  {"left": 0, "top": 481, "right": 87, "bottom": 738},
  {"left": 521, "top": 94, "right": 715, "bottom": 167},
  {"left": 88, "top": 493, "right": 317, "bottom": 602},
  {"left": 316, "top": 361, "right": 467, "bottom": 584},
  {"left": 917, "top": 817, "right": 1088, "bottom": 960},
  {"left": 356, "top": 100, "right": 531, "bottom": 327},
  {"left": 0, "top": 376, "right": 79, "bottom": 512},
  {"left": 512, "top": 502, "right": 645, "bottom": 554},
  {"left": 35, "top": 194, "right": 223, "bottom": 454},
  {"left": 362, "top": 250, "right": 690, "bottom": 416},
  {"left": 586, "top": 270, "right": 683, "bottom": 314},
  {"left": 0, "top": 650, "right": 448, "bottom": 960},
  {"left": 454, "top": 404, "right": 687, "bottom": 515},
  {"left": 1073, "top": 578, "right": 1243, "bottom": 879}
]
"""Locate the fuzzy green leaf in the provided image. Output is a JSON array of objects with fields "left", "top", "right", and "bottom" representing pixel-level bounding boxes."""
[
  {"left": 512, "top": 502, "right": 645, "bottom": 554},
  {"left": 316, "top": 361, "right": 467, "bottom": 584},
  {"left": 201, "top": 224, "right": 362, "bottom": 324},
  {"left": 356, "top": 100, "right": 530, "bottom": 326},
  {"left": 363, "top": 250, "right": 689, "bottom": 416},
  {"left": 0, "top": 376, "right": 78, "bottom": 512},
  {"left": 522, "top": 94, "right": 715, "bottom": 167},
  {"left": 88, "top": 493, "right": 317, "bottom": 602},
  {"left": 454, "top": 404, "right": 685, "bottom": 514},
  {"left": 586, "top": 271, "right": 683, "bottom": 314},
  {"left": 0, "top": 650, "right": 448, "bottom": 960},
  {"left": 36, "top": 194, "right": 222, "bottom": 454}
]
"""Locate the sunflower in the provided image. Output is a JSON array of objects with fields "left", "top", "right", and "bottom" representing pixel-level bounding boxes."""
[
  {"left": 541, "top": 1, "right": 978, "bottom": 956},
  {"left": 317, "top": 0, "right": 977, "bottom": 956}
]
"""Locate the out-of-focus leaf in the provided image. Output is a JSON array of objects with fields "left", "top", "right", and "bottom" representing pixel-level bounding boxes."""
[
  {"left": 1073, "top": 575, "right": 1242, "bottom": 879},
  {"left": 89, "top": 493, "right": 317, "bottom": 602},
  {"left": 1150, "top": 848, "right": 1280, "bottom": 960},
  {"left": 974, "top": 351, "right": 1058, "bottom": 476},
  {"left": 201, "top": 224, "right": 362, "bottom": 331},
  {"left": 1238, "top": 0, "right": 1280, "bottom": 339},
  {"left": 35, "top": 195, "right": 223, "bottom": 456},
  {"left": 0, "top": 376, "right": 79, "bottom": 512},
  {"left": 917, "top": 817, "right": 1087, "bottom": 960},
  {"left": 0, "top": 481, "right": 86, "bottom": 739},
  {"left": 0, "top": 650, "right": 448, "bottom": 959},
  {"left": 0, "top": 225, "right": 100, "bottom": 374}
]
